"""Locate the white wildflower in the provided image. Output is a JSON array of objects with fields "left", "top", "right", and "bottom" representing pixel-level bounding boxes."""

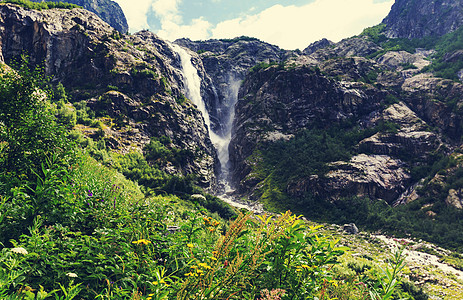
[
  {"left": 11, "top": 247, "right": 28, "bottom": 255},
  {"left": 66, "top": 272, "right": 78, "bottom": 278}
]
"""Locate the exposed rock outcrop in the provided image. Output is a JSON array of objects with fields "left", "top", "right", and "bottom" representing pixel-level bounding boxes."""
[
  {"left": 303, "top": 38, "right": 333, "bottom": 55},
  {"left": 230, "top": 59, "right": 386, "bottom": 195},
  {"left": 446, "top": 188, "right": 463, "bottom": 209},
  {"left": 175, "top": 37, "right": 295, "bottom": 136},
  {"left": 30, "top": 0, "right": 129, "bottom": 33},
  {"left": 383, "top": 0, "right": 463, "bottom": 38},
  {"left": 0, "top": 4, "right": 218, "bottom": 189},
  {"left": 359, "top": 102, "right": 441, "bottom": 157}
]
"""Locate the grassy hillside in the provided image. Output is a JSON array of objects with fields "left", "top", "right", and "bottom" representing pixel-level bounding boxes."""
[{"left": 0, "top": 59, "right": 423, "bottom": 299}]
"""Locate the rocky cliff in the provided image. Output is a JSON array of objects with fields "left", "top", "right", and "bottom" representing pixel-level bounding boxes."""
[
  {"left": 0, "top": 3, "right": 218, "bottom": 188},
  {"left": 2, "top": 0, "right": 463, "bottom": 216},
  {"left": 228, "top": 25, "right": 463, "bottom": 208},
  {"left": 30, "top": 0, "right": 129, "bottom": 33},
  {"left": 383, "top": 0, "right": 463, "bottom": 38},
  {"left": 175, "top": 37, "right": 295, "bottom": 136}
]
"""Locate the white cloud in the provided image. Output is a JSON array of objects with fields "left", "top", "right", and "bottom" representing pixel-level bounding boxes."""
[
  {"left": 151, "top": 0, "right": 182, "bottom": 24},
  {"left": 115, "top": 0, "right": 394, "bottom": 50},
  {"left": 157, "top": 17, "right": 213, "bottom": 41},
  {"left": 114, "top": 0, "right": 153, "bottom": 32},
  {"left": 211, "top": 0, "right": 394, "bottom": 49}
]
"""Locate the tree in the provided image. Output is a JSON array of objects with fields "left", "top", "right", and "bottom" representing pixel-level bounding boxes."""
[{"left": 0, "top": 57, "right": 70, "bottom": 180}]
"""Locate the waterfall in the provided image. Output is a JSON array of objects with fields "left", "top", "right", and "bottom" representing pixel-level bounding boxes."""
[{"left": 170, "top": 44, "right": 231, "bottom": 189}]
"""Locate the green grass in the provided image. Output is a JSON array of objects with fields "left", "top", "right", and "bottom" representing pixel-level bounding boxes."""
[
  {"left": 1, "top": 0, "right": 81, "bottom": 10},
  {"left": 0, "top": 52, "right": 413, "bottom": 300}
]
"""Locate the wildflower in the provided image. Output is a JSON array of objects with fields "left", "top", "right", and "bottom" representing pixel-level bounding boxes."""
[
  {"left": 187, "top": 243, "right": 194, "bottom": 248},
  {"left": 210, "top": 257, "right": 217, "bottom": 261},
  {"left": 88, "top": 190, "right": 93, "bottom": 197},
  {"left": 66, "top": 272, "right": 78, "bottom": 278},
  {"left": 300, "top": 264, "right": 311, "bottom": 269},
  {"left": 11, "top": 247, "right": 28, "bottom": 255},
  {"left": 132, "top": 239, "right": 151, "bottom": 245},
  {"left": 198, "top": 262, "right": 211, "bottom": 269}
]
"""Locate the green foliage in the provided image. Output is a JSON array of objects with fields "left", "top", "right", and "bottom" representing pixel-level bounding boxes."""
[
  {"left": 249, "top": 61, "right": 281, "bottom": 73},
  {"left": 420, "top": 26, "right": 463, "bottom": 80},
  {"left": 74, "top": 100, "right": 95, "bottom": 126},
  {"left": 1, "top": 0, "right": 80, "bottom": 10},
  {"left": 176, "top": 93, "right": 188, "bottom": 105},
  {"left": 221, "top": 36, "right": 260, "bottom": 43},
  {"left": 144, "top": 136, "right": 195, "bottom": 169},
  {"left": 401, "top": 63, "right": 418, "bottom": 70},
  {"left": 252, "top": 124, "right": 377, "bottom": 210},
  {"left": 0, "top": 59, "right": 72, "bottom": 182},
  {"left": 360, "top": 23, "right": 388, "bottom": 44}
]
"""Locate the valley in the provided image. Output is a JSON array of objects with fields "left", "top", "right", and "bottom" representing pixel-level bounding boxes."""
[{"left": 1, "top": 0, "right": 463, "bottom": 299}]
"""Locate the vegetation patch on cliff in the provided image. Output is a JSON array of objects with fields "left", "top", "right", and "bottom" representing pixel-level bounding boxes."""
[{"left": 1, "top": 0, "right": 81, "bottom": 10}]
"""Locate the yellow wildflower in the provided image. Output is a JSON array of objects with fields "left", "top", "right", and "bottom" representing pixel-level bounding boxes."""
[
  {"left": 132, "top": 239, "right": 151, "bottom": 245},
  {"left": 301, "top": 264, "right": 311, "bottom": 269},
  {"left": 187, "top": 243, "right": 194, "bottom": 248},
  {"left": 198, "top": 262, "right": 211, "bottom": 269}
]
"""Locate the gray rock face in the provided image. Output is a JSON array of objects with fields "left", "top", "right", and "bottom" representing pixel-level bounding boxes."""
[
  {"left": 228, "top": 29, "right": 460, "bottom": 205},
  {"left": 359, "top": 102, "right": 441, "bottom": 158},
  {"left": 288, "top": 154, "right": 412, "bottom": 204},
  {"left": 343, "top": 223, "right": 359, "bottom": 235},
  {"left": 175, "top": 37, "right": 295, "bottom": 136},
  {"left": 324, "top": 154, "right": 412, "bottom": 204},
  {"left": 303, "top": 38, "right": 333, "bottom": 55},
  {"left": 310, "top": 37, "right": 381, "bottom": 61},
  {"left": 383, "top": 0, "right": 463, "bottom": 38},
  {"left": 446, "top": 189, "right": 463, "bottom": 209},
  {"left": 229, "top": 55, "right": 388, "bottom": 194},
  {"left": 0, "top": 4, "right": 218, "bottom": 189},
  {"left": 401, "top": 73, "right": 463, "bottom": 139},
  {"left": 30, "top": 0, "right": 129, "bottom": 33}
]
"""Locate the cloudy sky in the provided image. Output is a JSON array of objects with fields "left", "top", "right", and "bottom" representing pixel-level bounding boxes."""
[{"left": 114, "top": 0, "right": 394, "bottom": 50}]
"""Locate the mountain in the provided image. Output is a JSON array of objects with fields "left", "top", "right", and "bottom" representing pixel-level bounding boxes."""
[
  {"left": 0, "top": 3, "right": 218, "bottom": 189},
  {"left": 2, "top": 0, "right": 463, "bottom": 252},
  {"left": 383, "top": 0, "right": 463, "bottom": 38},
  {"left": 30, "top": 0, "right": 129, "bottom": 33}
]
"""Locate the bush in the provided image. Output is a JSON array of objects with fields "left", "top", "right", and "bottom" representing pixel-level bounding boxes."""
[{"left": 0, "top": 59, "right": 72, "bottom": 182}]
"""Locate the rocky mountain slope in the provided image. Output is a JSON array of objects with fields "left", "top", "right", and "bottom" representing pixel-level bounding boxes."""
[
  {"left": 383, "top": 0, "right": 463, "bottom": 38},
  {"left": 2, "top": 0, "right": 463, "bottom": 252},
  {"left": 30, "top": 0, "right": 129, "bottom": 33},
  {"left": 175, "top": 37, "right": 294, "bottom": 136},
  {"left": 228, "top": 34, "right": 463, "bottom": 204},
  {"left": 0, "top": 3, "right": 218, "bottom": 188}
]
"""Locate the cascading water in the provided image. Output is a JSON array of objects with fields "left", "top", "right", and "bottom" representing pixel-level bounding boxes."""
[
  {"left": 170, "top": 44, "right": 231, "bottom": 189},
  {"left": 171, "top": 43, "right": 263, "bottom": 212}
]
